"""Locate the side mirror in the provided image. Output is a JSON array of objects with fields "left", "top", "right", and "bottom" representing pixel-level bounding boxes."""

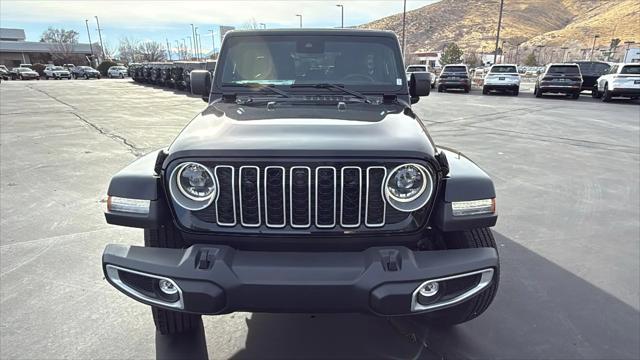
[
  {"left": 190, "top": 70, "right": 211, "bottom": 102},
  {"left": 409, "top": 72, "right": 430, "bottom": 103}
]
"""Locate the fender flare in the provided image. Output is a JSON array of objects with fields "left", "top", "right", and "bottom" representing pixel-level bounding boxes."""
[
  {"left": 433, "top": 147, "right": 497, "bottom": 232},
  {"left": 104, "top": 149, "right": 169, "bottom": 228}
]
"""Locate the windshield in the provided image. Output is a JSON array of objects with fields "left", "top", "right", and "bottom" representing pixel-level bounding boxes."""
[
  {"left": 490, "top": 65, "right": 517, "bottom": 73},
  {"left": 52, "top": 66, "right": 64, "bottom": 70},
  {"left": 621, "top": 65, "right": 640, "bottom": 74},
  {"left": 443, "top": 66, "right": 467, "bottom": 73},
  {"left": 219, "top": 35, "right": 404, "bottom": 89},
  {"left": 17, "top": 68, "right": 32, "bottom": 72},
  {"left": 407, "top": 66, "right": 426, "bottom": 72},
  {"left": 548, "top": 65, "right": 580, "bottom": 75}
]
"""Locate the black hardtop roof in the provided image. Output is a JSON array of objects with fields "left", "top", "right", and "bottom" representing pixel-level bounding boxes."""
[{"left": 225, "top": 28, "right": 397, "bottom": 39}]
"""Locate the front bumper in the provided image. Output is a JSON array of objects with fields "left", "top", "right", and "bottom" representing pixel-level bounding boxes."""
[{"left": 103, "top": 244, "right": 498, "bottom": 316}]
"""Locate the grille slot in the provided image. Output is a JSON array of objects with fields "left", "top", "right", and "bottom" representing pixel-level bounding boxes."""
[
  {"left": 215, "top": 166, "right": 236, "bottom": 226},
  {"left": 265, "top": 166, "right": 286, "bottom": 228},
  {"left": 315, "top": 167, "right": 336, "bottom": 228},
  {"left": 365, "top": 167, "right": 387, "bottom": 227},
  {"left": 239, "top": 166, "right": 260, "bottom": 227},
  {"left": 290, "top": 167, "right": 311, "bottom": 228},
  {"left": 340, "top": 167, "right": 362, "bottom": 228}
]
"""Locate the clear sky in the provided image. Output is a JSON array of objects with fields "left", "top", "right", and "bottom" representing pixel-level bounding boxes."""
[{"left": 1, "top": 0, "right": 437, "bottom": 55}]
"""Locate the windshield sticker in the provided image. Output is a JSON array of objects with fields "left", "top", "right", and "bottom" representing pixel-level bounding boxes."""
[{"left": 396, "top": 78, "right": 402, "bottom": 85}]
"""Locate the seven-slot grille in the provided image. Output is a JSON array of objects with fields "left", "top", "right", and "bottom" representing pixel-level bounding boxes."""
[{"left": 191, "top": 164, "right": 393, "bottom": 229}]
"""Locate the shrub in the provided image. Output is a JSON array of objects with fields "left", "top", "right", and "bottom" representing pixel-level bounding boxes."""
[
  {"left": 32, "top": 63, "right": 46, "bottom": 76},
  {"left": 97, "top": 60, "right": 117, "bottom": 76}
]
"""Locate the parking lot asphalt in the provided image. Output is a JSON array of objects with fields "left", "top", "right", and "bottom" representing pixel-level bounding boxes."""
[{"left": 1, "top": 79, "right": 638, "bottom": 360}]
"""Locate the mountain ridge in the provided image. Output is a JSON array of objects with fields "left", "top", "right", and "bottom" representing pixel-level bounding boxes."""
[{"left": 359, "top": 0, "right": 639, "bottom": 60}]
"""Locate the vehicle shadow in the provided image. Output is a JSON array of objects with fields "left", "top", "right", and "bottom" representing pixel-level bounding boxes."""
[{"left": 156, "top": 232, "right": 640, "bottom": 360}]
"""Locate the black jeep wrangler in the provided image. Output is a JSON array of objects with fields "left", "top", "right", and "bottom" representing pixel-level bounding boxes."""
[{"left": 102, "top": 29, "right": 499, "bottom": 335}]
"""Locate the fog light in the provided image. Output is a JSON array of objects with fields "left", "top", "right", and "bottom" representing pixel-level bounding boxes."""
[
  {"left": 419, "top": 282, "right": 439, "bottom": 297},
  {"left": 158, "top": 279, "right": 178, "bottom": 295}
]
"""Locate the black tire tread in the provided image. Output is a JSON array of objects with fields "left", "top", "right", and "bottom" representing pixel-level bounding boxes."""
[{"left": 416, "top": 227, "right": 500, "bottom": 326}]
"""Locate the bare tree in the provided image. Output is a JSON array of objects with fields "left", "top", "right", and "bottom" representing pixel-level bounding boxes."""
[
  {"left": 118, "top": 37, "right": 140, "bottom": 63},
  {"left": 138, "top": 41, "right": 167, "bottom": 62},
  {"left": 40, "top": 27, "right": 79, "bottom": 44},
  {"left": 241, "top": 18, "right": 260, "bottom": 30},
  {"left": 40, "top": 27, "right": 81, "bottom": 64}
]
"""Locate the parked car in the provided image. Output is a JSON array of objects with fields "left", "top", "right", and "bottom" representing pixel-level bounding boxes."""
[
  {"left": 593, "top": 63, "right": 640, "bottom": 102},
  {"left": 102, "top": 29, "right": 499, "bottom": 336},
  {"left": 482, "top": 64, "right": 520, "bottom": 95},
  {"left": 72, "top": 66, "right": 101, "bottom": 79},
  {"left": 43, "top": 64, "right": 71, "bottom": 80},
  {"left": 406, "top": 64, "right": 436, "bottom": 88},
  {"left": 12, "top": 67, "right": 39, "bottom": 80},
  {"left": 574, "top": 61, "right": 610, "bottom": 93},
  {"left": 534, "top": 63, "right": 583, "bottom": 99},
  {"left": 107, "top": 65, "right": 128, "bottom": 78},
  {"left": 63, "top": 64, "right": 76, "bottom": 73},
  {"left": 437, "top": 64, "right": 471, "bottom": 92},
  {"left": 0, "top": 67, "right": 9, "bottom": 81}
]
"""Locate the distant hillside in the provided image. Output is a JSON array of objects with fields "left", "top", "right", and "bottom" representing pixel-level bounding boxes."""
[{"left": 359, "top": 0, "right": 639, "bottom": 61}]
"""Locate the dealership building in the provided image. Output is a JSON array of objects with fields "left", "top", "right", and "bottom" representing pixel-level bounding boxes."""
[{"left": 0, "top": 28, "right": 93, "bottom": 67}]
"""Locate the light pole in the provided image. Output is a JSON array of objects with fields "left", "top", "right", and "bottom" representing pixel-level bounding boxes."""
[
  {"left": 493, "top": 0, "right": 504, "bottom": 65},
  {"left": 182, "top": 38, "right": 187, "bottom": 60},
  {"left": 195, "top": 27, "right": 200, "bottom": 60},
  {"left": 336, "top": 4, "right": 344, "bottom": 28},
  {"left": 560, "top": 46, "right": 568, "bottom": 62},
  {"left": 166, "top": 38, "right": 172, "bottom": 60},
  {"left": 84, "top": 19, "right": 94, "bottom": 65},
  {"left": 175, "top": 40, "right": 181, "bottom": 60},
  {"left": 197, "top": 32, "right": 203, "bottom": 61},
  {"left": 514, "top": 43, "right": 520, "bottom": 64},
  {"left": 94, "top": 16, "right": 106, "bottom": 60},
  {"left": 590, "top": 34, "right": 600, "bottom": 60},
  {"left": 190, "top": 24, "right": 196, "bottom": 59},
  {"left": 296, "top": 14, "right": 302, "bottom": 28},
  {"left": 187, "top": 36, "right": 193, "bottom": 60},
  {"left": 401, "top": 0, "right": 407, "bottom": 63},
  {"left": 536, "top": 45, "right": 544, "bottom": 65},
  {"left": 208, "top": 30, "right": 216, "bottom": 59}
]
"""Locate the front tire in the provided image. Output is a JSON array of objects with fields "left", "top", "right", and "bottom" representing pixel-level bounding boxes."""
[
  {"left": 602, "top": 84, "right": 612, "bottom": 102},
  {"left": 535, "top": 86, "right": 542, "bottom": 98},
  {"left": 412, "top": 228, "right": 500, "bottom": 326},
  {"left": 145, "top": 223, "right": 201, "bottom": 335},
  {"left": 482, "top": 86, "right": 489, "bottom": 95}
]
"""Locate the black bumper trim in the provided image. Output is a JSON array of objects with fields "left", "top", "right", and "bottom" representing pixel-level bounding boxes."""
[{"left": 102, "top": 244, "right": 498, "bottom": 315}]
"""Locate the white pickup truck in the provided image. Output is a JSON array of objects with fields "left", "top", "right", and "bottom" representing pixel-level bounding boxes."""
[{"left": 43, "top": 64, "right": 71, "bottom": 80}]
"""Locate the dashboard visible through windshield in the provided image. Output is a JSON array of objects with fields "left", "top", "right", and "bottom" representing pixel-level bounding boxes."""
[{"left": 219, "top": 35, "right": 405, "bottom": 91}]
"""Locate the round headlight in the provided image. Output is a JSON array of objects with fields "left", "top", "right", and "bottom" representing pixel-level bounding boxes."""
[
  {"left": 177, "top": 162, "right": 216, "bottom": 200},
  {"left": 385, "top": 163, "right": 433, "bottom": 212}
]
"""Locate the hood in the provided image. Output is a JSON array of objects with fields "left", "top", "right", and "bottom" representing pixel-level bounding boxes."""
[{"left": 167, "top": 101, "right": 436, "bottom": 161}]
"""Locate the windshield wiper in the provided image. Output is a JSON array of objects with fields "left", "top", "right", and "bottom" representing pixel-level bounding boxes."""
[
  {"left": 222, "top": 82, "right": 291, "bottom": 98},
  {"left": 291, "top": 83, "right": 373, "bottom": 104}
]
